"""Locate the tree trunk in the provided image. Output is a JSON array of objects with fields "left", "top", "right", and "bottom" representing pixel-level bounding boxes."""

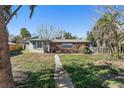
[
  {"left": 96, "top": 40, "right": 101, "bottom": 53},
  {"left": 116, "top": 42, "right": 120, "bottom": 59},
  {"left": 0, "top": 7, "right": 15, "bottom": 87},
  {"left": 107, "top": 41, "right": 114, "bottom": 55},
  {"left": 96, "top": 40, "right": 99, "bottom": 53}
]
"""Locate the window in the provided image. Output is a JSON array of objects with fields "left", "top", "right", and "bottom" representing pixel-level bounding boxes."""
[
  {"left": 62, "top": 43, "right": 73, "bottom": 48},
  {"left": 37, "top": 42, "right": 42, "bottom": 48},
  {"left": 33, "top": 42, "right": 43, "bottom": 49},
  {"left": 33, "top": 42, "right": 36, "bottom": 49}
]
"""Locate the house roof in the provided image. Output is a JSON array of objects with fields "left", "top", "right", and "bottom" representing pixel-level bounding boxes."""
[
  {"left": 30, "top": 38, "right": 46, "bottom": 41},
  {"left": 29, "top": 36, "right": 90, "bottom": 43},
  {"left": 51, "top": 39, "right": 90, "bottom": 43},
  {"left": 29, "top": 38, "right": 90, "bottom": 43}
]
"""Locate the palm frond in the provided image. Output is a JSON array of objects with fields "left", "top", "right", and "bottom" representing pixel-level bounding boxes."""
[
  {"left": 3, "top": 5, "right": 12, "bottom": 17},
  {"left": 29, "top": 5, "right": 37, "bottom": 18}
]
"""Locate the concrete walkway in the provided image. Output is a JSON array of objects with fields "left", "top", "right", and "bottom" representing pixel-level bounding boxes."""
[{"left": 54, "top": 54, "right": 74, "bottom": 88}]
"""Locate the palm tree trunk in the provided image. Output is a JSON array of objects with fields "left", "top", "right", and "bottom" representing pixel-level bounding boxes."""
[{"left": 0, "top": 7, "right": 15, "bottom": 87}]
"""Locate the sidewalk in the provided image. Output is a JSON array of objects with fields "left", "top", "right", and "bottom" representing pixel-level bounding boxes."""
[{"left": 54, "top": 54, "right": 74, "bottom": 88}]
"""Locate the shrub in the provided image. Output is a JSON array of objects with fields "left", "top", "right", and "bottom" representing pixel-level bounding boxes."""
[
  {"left": 111, "top": 52, "right": 124, "bottom": 59},
  {"left": 81, "top": 47, "right": 92, "bottom": 54}
]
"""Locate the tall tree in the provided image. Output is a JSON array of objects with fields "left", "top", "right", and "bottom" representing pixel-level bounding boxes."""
[
  {"left": 86, "top": 31, "right": 94, "bottom": 41},
  {"left": 0, "top": 5, "right": 36, "bottom": 87},
  {"left": 37, "top": 25, "right": 65, "bottom": 52},
  {"left": 92, "top": 6, "right": 124, "bottom": 58},
  {"left": 63, "top": 32, "right": 78, "bottom": 39},
  {"left": 86, "top": 31, "right": 96, "bottom": 47},
  {"left": 20, "top": 28, "right": 31, "bottom": 39}
]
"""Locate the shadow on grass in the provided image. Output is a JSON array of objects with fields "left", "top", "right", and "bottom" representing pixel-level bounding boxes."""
[
  {"left": 10, "top": 51, "right": 22, "bottom": 57},
  {"left": 14, "top": 70, "right": 55, "bottom": 88},
  {"left": 63, "top": 63, "right": 124, "bottom": 88}
]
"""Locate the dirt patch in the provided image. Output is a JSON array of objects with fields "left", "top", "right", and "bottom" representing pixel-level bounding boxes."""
[{"left": 94, "top": 60, "right": 124, "bottom": 69}]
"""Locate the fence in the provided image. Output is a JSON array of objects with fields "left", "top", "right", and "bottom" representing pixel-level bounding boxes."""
[{"left": 9, "top": 43, "right": 23, "bottom": 52}]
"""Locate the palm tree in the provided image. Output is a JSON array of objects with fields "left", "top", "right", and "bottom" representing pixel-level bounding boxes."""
[{"left": 0, "top": 5, "right": 36, "bottom": 87}]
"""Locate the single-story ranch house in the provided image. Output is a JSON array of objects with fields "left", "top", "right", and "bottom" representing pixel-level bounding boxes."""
[{"left": 25, "top": 37, "right": 90, "bottom": 53}]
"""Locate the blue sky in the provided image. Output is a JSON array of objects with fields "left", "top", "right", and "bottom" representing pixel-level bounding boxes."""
[{"left": 8, "top": 5, "right": 101, "bottom": 38}]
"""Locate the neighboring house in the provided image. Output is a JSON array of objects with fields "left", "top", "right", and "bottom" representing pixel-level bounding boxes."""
[
  {"left": 26, "top": 37, "right": 90, "bottom": 53},
  {"left": 8, "top": 34, "right": 16, "bottom": 43}
]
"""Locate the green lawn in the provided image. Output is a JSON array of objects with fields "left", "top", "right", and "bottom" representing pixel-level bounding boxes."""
[
  {"left": 11, "top": 53, "right": 55, "bottom": 88},
  {"left": 60, "top": 54, "right": 124, "bottom": 88}
]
